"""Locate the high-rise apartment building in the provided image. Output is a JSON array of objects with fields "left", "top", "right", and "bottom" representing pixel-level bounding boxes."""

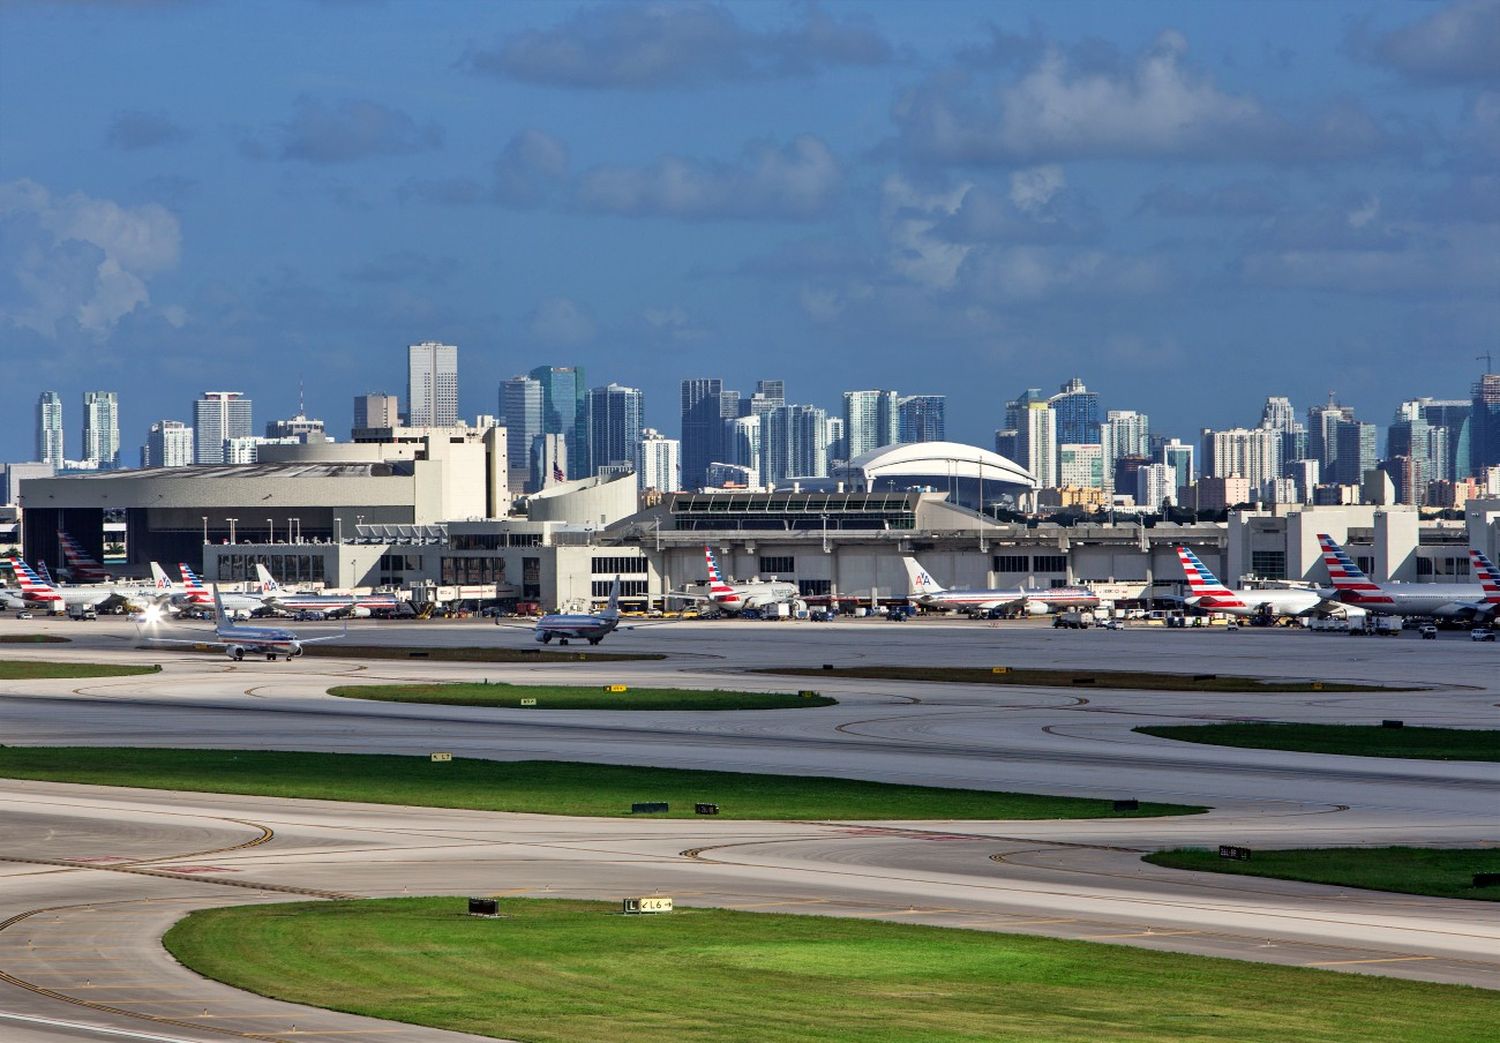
[
  {"left": 143, "top": 420, "right": 193, "bottom": 468},
  {"left": 1049, "top": 378, "right": 1101, "bottom": 445},
  {"left": 499, "top": 376, "right": 544, "bottom": 492},
  {"left": 842, "top": 390, "right": 899, "bottom": 460},
  {"left": 36, "top": 391, "right": 63, "bottom": 467},
  {"left": 636, "top": 429, "right": 681, "bottom": 492},
  {"left": 1017, "top": 400, "right": 1057, "bottom": 488},
  {"left": 1200, "top": 426, "right": 1281, "bottom": 491},
  {"left": 1058, "top": 443, "right": 1103, "bottom": 489},
  {"left": 531, "top": 365, "right": 588, "bottom": 480},
  {"left": 1259, "top": 396, "right": 1299, "bottom": 432},
  {"left": 680, "top": 378, "right": 735, "bottom": 489},
  {"left": 1306, "top": 396, "right": 1355, "bottom": 473},
  {"left": 587, "top": 383, "right": 644, "bottom": 475},
  {"left": 407, "top": 341, "right": 459, "bottom": 427},
  {"left": 1472, "top": 373, "right": 1500, "bottom": 475},
  {"left": 761, "top": 404, "right": 830, "bottom": 487},
  {"left": 1101, "top": 410, "right": 1150, "bottom": 487},
  {"left": 1135, "top": 463, "right": 1176, "bottom": 512},
  {"left": 1330, "top": 419, "right": 1378, "bottom": 486},
  {"left": 81, "top": 391, "right": 120, "bottom": 468},
  {"left": 1408, "top": 398, "right": 1471, "bottom": 481},
  {"left": 1158, "top": 438, "right": 1195, "bottom": 485},
  {"left": 353, "top": 392, "right": 400, "bottom": 431},
  {"left": 897, "top": 394, "right": 946, "bottom": 444},
  {"left": 723, "top": 414, "right": 762, "bottom": 476},
  {"left": 193, "top": 392, "right": 253, "bottom": 464}
]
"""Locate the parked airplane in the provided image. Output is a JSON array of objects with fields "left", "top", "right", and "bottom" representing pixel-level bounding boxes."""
[
  {"left": 58, "top": 530, "right": 111, "bottom": 583},
  {"left": 1174, "top": 546, "right": 1329, "bottom": 618},
  {"left": 672, "top": 546, "right": 800, "bottom": 615},
  {"left": 8, "top": 558, "right": 118, "bottom": 612},
  {"left": 1318, "top": 534, "right": 1500, "bottom": 622},
  {"left": 147, "top": 563, "right": 266, "bottom": 617},
  {"left": 255, "top": 564, "right": 400, "bottom": 618},
  {"left": 900, "top": 557, "right": 1099, "bottom": 614}
]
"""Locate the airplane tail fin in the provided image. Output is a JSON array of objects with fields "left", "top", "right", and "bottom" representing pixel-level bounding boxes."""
[
  {"left": 255, "top": 563, "right": 281, "bottom": 594},
  {"left": 36, "top": 560, "right": 55, "bottom": 586},
  {"left": 211, "top": 583, "right": 229, "bottom": 627},
  {"left": 704, "top": 546, "right": 735, "bottom": 594},
  {"left": 900, "top": 557, "right": 944, "bottom": 598},
  {"left": 1174, "top": 546, "right": 1246, "bottom": 609},
  {"left": 1471, "top": 549, "right": 1500, "bottom": 604},
  {"left": 11, "top": 559, "right": 54, "bottom": 595},
  {"left": 603, "top": 575, "right": 621, "bottom": 619},
  {"left": 150, "top": 562, "right": 172, "bottom": 590},
  {"left": 1315, "top": 533, "right": 1391, "bottom": 605}
]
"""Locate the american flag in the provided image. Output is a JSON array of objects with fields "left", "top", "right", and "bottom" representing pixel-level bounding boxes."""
[{"left": 552, "top": 460, "right": 565, "bottom": 484}]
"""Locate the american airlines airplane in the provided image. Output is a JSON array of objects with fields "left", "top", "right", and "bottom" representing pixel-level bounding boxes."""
[
  {"left": 674, "top": 547, "right": 800, "bottom": 615},
  {"left": 57, "top": 530, "right": 111, "bottom": 583},
  {"left": 150, "top": 563, "right": 267, "bottom": 617},
  {"left": 255, "top": 564, "right": 400, "bottom": 618},
  {"left": 1174, "top": 546, "right": 1330, "bottom": 619},
  {"left": 1318, "top": 534, "right": 1500, "bottom": 622},
  {"left": 500, "top": 575, "right": 625, "bottom": 644},
  {"left": 901, "top": 557, "right": 1099, "bottom": 614},
  {"left": 8, "top": 558, "right": 119, "bottom": 612}
]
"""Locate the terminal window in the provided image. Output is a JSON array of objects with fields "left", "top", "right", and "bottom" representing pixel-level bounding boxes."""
[
  {"left": 759, "top": 555, "right": 795, "bottom": 575},
  {"left": 1356, "top": 556, "right": 1375, "bottom": 576},
  {"left": 440, "top": 557, "right": 504, "bottom": 584},
  {"left": 1250, "top": 551, "right": 1286, "bottom": 579},
  {"left": 593, "top": 579, "right": 648, "bottom": 597},
  {"left": 1031, "top": 555, "right": 1067, "bottom": 573},
  {"left": 799, "top": 579, "right": 832, "bottom": 596},
  {"left": 591, "top": 556, "right": 649, "bottom": 575},
  {"left": 993, "top": 554, "right": 1027, "bottom": 573}
]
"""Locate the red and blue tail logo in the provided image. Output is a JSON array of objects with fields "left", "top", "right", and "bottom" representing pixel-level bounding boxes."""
[
  {"left": 1317, "top": 534, "right": 1393, "bottom": 605},
  {"left": 179, "top": 564, "right": 212, "bottom": 603},
  {"left": 1175, "top": 546, "right": 1244, "bottom": 609},
  {"left": 58, "top": 530, "right": 109, "bottom": 583},
  {"left": 704, "top": 546, "right": 739, "bottom": 604},
  {"left": 1472, "top": 549, "right": 1500, "bottom": 604},
  {"left": 11, "top": 559, "right": 61, "bottom": 601}
]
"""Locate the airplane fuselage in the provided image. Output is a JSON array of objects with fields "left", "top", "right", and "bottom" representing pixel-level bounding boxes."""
[
  {"left": 533, "top": 612, "right": 618, "bottom": 644},
  {"left": 1336, "top": 582, "right": 1496, "bottom": 619},
  {"left": 1190, "top": 588, "right": 1327, "bottom": 618}
]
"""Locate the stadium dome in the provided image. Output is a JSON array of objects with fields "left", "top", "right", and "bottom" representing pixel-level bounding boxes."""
[{"left": 835, "top": 441, "right": 1036, "bottom": 511}]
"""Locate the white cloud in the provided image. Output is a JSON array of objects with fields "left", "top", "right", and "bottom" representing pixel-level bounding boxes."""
[
  {"left": 1360, "top": 0, "right": 1500, "bottom": 83},
  {"left": 1009, "top": 165, "right": 1064, "bottom": 213},
  {"left": 0, "top": 178, "right": 180, "bottom": 338},
  {"left": 880, "top": 175, "right": 971, "bottom": 289}
]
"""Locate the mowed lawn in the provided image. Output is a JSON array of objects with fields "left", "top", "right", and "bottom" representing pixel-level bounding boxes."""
[
  {"left": 328, "top": 681, "right": 836, "bottom": 710},
  {"left": 0, "top": 660, "right": 158, "bottom": 679},
  {"left": 1136, "top": 723, "right": 1500, "bottom": 761},
  {"left": 1146, "top": 847, "right": 1500, "bottom": 901},
  {"left": 0, "top": 748, "right": 1201, "bottom": 820},
  {"left": 163, "top": 897, "right": 1497, "bottom": 1043}
]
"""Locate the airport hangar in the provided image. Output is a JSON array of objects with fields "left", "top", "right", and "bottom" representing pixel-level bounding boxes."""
[{"left": 17, "top": 433, "right": 1500, "bottom": 611}]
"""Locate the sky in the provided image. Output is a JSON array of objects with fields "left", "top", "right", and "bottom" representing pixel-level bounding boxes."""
[{"left": 2, "top": 0, "right": 1497, "bottom": 463}]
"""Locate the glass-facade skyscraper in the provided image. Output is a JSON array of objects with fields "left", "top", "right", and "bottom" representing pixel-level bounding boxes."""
[
  {"left": 1049, "top": 378, "right": 1101, "bottom": 445},
  {"left": 897, "top": 395, "right": 945, "bottom": 444},
  {"left": 530, "top": 365, "right": 588, "bottom": 480},
  {"left": 81, "top": 391, "right": 120, "bottom": 468},
  {"left": 587, "top": 383, "right": 644, "bottom": 474},
  {"left": 36, "top": 391, "right": 63, "bottom": 467},
  {"left": 842, "top": 390, "right": 898, "bottom": 460},
  {"left": 500, "top": 376, "right": 544, "bottom": 491}
]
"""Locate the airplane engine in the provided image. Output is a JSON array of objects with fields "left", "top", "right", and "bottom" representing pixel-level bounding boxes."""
[
  {"left": 1024, "top": 600, "right": 1050, "bottom": 616},
  {"left": 224, "top": 645, "right": 244, "bottom": 661},
  {"left": 289, "top": 642, "right": 304, "bottom": 657},
  {"left": 351, "top": 606, "right": 372, "bottom": 619},
  {"left": 535, "top": 630, "right": 551, "bottom": 643}
]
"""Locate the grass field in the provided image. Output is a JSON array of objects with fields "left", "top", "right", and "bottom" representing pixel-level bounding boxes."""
[
  {"left": 0, "top": 748, "right": 1200, "bottom": 820},
  {"left": 1145, "top": 847, "right": 1500, "bottom": 902},
  {"left": 0, "top": 660, "right": 158, "bottom": 679},
  {"left": 328, "top": 681, "right": 836, "bottom": 711},
  {"left": 1136, "top": 723, "right": 1500, "bottom": 761},
  {"left": 302, "top": 643, "right": 662, "bottom": 663},
  {"left": 162, "top": 897, "right": 1497, "bottom": 1043},
  {"left": 761, "top": 665, "right": 1391, "bottom": 693},
  {"left": 0, "top": 634, "right": 70, "bottom": 644}
]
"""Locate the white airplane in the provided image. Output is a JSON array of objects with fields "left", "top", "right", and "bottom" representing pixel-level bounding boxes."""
[
  {"left": 150, "top": 562, "right": 267, "bottom": 617},
  {"left": 504, "top": 575, "right": 623, "bottom": 645},
  {"left": 8, "top": 558, "right": 118, "bottom": 612},
  {"left": 136, "top": 584, "right": 349, "bottom": 661},
  {"left": 672, "top": 546, "right": 799, "bottom": 615},
  {"left": 1175, "top": 546, "right": 1330, "bottom": 619},
  {"left": 255, "top": 564, "right": 400, "bottom": 618},
  {"left": 900, "top": 557, "right": 1099, "bottom": 614},
  {"left": 1318, "top": 534, "right": 1500, "bottom": 622}
]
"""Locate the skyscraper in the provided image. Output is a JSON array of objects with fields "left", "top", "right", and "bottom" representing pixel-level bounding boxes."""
[
  {"left": 530, "top": 365, "right": 588, "bottom": 480},
  {"left": 353, "top": 393, "right": 399, "bottom": 431},
  {"left": 143, "top": 420, "right": 194, "bottom": 468},
  {"left": 587, "top": 383, "right": 644, "bottom": 474},
  {"left": 1200, "top": 427, "right": 1280, "bottom": 491},
  {"left": 636, "top": 429, "right": 681, "bottom": 492},
  {"left": 1306, "top": 395, "right": 1355, "bottom": 473},
  {"left": 81, "top": 391, "right": 120, "bottom": 468},
  {"left": 1049, "top": 378, "right": 1101, "bottom": 445},
  {"left": 1017, "top": 400, "right": 1057, "bottom": 488},
  {"left": 1101, "top": 410, "right": 1150, "bottom": 488},
  {"left": 193, "top": 392, "right": 254, "bottom": 464},
  {"left": 1158, "top": 438, "right": 1196, "bottom": 486},
  {"left": 761, "top": 404, "right": 830, "bottom": 487},
  {"left": 1331, "top": 419, "right": 1378, "bottom": 486},
  {"left": 407, "top": 341, "right": 459, "bottom": 427},
  {"left": 36, "top": 391, "right": 63, "bottom": 467},
  {"left": 1411, "top": 398, "right": 1472, "bottom": 481},
  {"left": 897, "top": 395, "right": 946, "bottom": 443},
  {"left": 723, "top": 414, "right": 762, "bottom": 481},
  {"left": 680, "top": 377, "right": 731, "bottom": 489},
  {"left": 1058, "top": 443, "right": 1104, "bottom": 488},
  {"left": 1472, "top": 373, "right": 1500, "bottom": 475},
  {"left": 842, "top": 390, "right": 899, "bottom": 460},
  {"left": 500, "top": 376, "right": 544, "bottom": 492}
]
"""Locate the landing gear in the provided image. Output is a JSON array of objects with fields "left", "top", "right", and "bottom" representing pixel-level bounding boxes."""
[
  {"left": 266, "top": 653, "right": 277, "bottom": 661},
  {"left": 233, "top": 650, "right": 244, "bottom": 662},
  {"left": 588, "top": 637, "right": 601, "bottom": 645},
  {"left": 539, "top": 633, "right": 553, "bottom": 644},
  {"left": 559, "top": 638, "right": 570, "bottom": 646}
]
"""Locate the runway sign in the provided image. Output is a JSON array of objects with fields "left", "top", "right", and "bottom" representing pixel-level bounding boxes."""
[
  {"left": 604, "top": 684, "right": 629, "bottom": 693},
  {"left": 798, "top": 690, "right": 820, "bottom": 699},
  {"left": 632, "top": 802, "right": 669, "bottom": 814},
  {"left": 468, "top": 897, "right": 500, "bottom": 917},
  {"left": 991, "top": 667, "right": 1009, "bottom": 674},
  {"left": 1382, "top": 719, "right": 1404, "bottom": 728},
  {"left": 520, "top": 698, "right": 537, "bottom": 706},
  {"left": 430, "top": 752, "right": 452, "bottom": 763},
  {"left": 623, "top": 896, "right": 674, "bottom": 914},
  {"left": 695, "top": 803, "right": 720, "bottom": 815},
  {"left": 1218, "top": 845, "right": 1252, "bottom": 861}
]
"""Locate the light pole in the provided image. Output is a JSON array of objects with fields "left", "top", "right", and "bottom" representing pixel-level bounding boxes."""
[
  {"left": 267, "top": 517, "right": 274, "bottom": 544},
  {"left": 335, "top": 517, "right": 343, "bottom": 544},
  {"left": 226, "top": 518, "right": 238, "bottom": 544},
  {"left": 201, "top": 516, "right": 208, "bottom": 545}
]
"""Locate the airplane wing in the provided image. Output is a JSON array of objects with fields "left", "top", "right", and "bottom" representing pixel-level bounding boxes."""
[{"left": 296, "top": 616, "right": 350, "bottom": 643}]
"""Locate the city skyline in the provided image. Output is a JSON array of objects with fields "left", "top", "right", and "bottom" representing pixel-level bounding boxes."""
[{"left": 2, "top": 1, "right": 1496, "bottom": 465}]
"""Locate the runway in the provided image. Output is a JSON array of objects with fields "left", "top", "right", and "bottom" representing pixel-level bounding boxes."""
[{"left": 2, "top": 616, "right": 1498, "bottom": 1040}]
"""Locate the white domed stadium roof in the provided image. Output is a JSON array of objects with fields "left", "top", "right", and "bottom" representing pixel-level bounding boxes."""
[{"left": 846, "top": 441, "right": 1036, "bottom": 489}]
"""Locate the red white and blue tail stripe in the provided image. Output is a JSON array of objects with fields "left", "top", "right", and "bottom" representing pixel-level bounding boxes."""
[
  {"left": 704, "top": 546, "right": 739, "bottom": 605},
  {"left": 1316, "top": 533, "right": 1394, "bottom": 606},
  {"left": 1472, "top": 549, "right": 1500, "bottom": 604},
  {"left": 58, "top": 530, "right": 110, "bottom": 583},
  {"left": 1175, "top": 546, "right": 1245, "bottom": 610},
  {"left": 10, "top": 559, "right": 62, "bottom": 603}
]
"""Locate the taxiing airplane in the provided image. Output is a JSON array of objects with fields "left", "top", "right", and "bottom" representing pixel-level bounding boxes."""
[
  {"left": 672, "top": 546, "right": 800, "bottom": 615},
  {"left": 255, "top": 564, "right": 400, "bottom": 618},
  {"left": 1318, "top": 534, "right": 1500, "bottom": 622},
  {"left": 205, "top": 584, "right": 349, "bottom": 661},
  {"left": 525, "top": 575, "right": 623, "bottom": 645},
  {"left": 900, "top": 557, "right": 1099, "bottom": 614},
  {"left": 1175, "top": 546, "right": 1330, "bottom": 618}
]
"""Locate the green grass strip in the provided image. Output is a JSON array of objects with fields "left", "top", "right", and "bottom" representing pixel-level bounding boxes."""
[
  {"left": 1146, "top": 847, "right": 1500, "bottom": 902},
  {"left": 0, "top": 660, "right": 159, "bottom": 679},
  {"left": 761, "top": 665, "right": 1392, "bottom": 693},
  {"left": 0, "top": 748, "right": 1201, "bottom": 820},
  {"left": 162, "top": 897, "right": 1496, "bottom": 1043},
  {"left": 1136, "top": 723, "right": 1500, "bottom": 761},
  {"left": 328, "top": 682, "right": 836, "bottom": 711},
  {"left": 0, "top": 634, "right": 70, "bottom": 644}
]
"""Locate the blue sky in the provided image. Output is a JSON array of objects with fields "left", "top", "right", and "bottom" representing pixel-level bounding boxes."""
[{"left": 2, "top": 0, "right": 1497, "bottom": 462}]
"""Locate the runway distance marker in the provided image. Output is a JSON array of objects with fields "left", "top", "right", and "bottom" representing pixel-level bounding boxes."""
[
  {"left": 430, "top": 752, "right": 452, "bottom": 762},
  {"left": 622, "top": 896, "right": 673, "bottom": 914},
  {"left": 520, "top": 697, "right": 537, "bottom": 706}
]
